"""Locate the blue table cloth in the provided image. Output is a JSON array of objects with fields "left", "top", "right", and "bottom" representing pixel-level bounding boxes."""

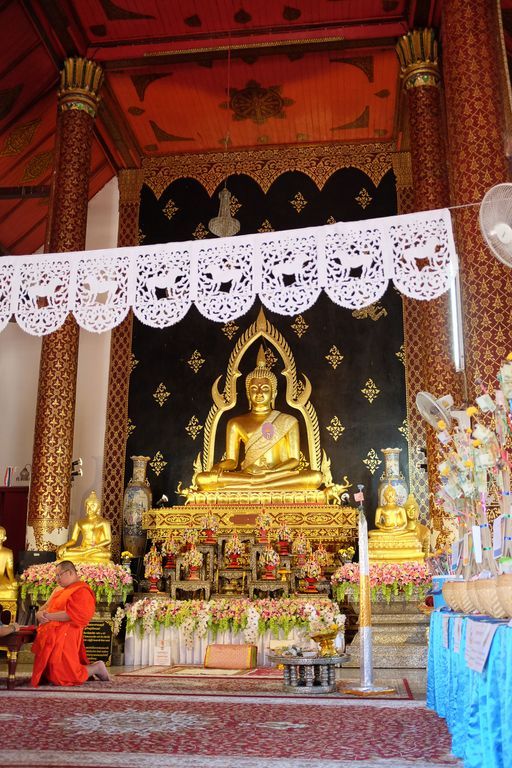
[{"left": 427, "top": 611, "right": 512, "bottom": 768}]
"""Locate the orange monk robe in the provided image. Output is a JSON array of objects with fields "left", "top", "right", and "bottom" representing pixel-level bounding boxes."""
[{"left": 31, "top": 580, "right": 96, "bottom": 687}]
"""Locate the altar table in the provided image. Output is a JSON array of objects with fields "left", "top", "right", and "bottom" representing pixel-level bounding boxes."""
[
  {"left": 125, "top": 626, "right": 312, "bottom": 668},
  {"left": 427, "top": 611, "right": 512, "bottom": 768}
]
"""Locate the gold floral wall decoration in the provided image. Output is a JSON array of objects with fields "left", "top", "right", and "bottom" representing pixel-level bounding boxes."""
[
  {"left": 163, "top": 199, "right": 179, "bottom": 220},
  {"left": 229, "top": 195, "right": 242, "bottom": 216},
  {"left": 188, "top": 350, "right": 205, "bottom": 373},
  {"left": 186, "top": 416, "right": 203, "bottom": 440},
  {"left": 21, "top": 149, "right": 53, "bottom": 182},
  {"left": 395, "top": 344, "right": 406, "bottom": 365},
  {"left": 289, "top": 191, "right": 308, "bottom": 213},
  {"left": 153, "top": 383, "right": 170, "bottom": 407},
  {"left": 355, "top": 187, "right": 372, "bottom": 209},
  {"left": 325, "top": 345, "right": 343, "bottom": 369},
  {"left": 130, "top": 353, "right": 139, "bottom": 373},
  {"left": 264, "top": 347, "right": 278, "bottom": 368},
  {"left": 127, "top": 417, "right": 136, "bottom": 437},
  {"left": 398, "top": 418, "right": 409, "bottom": 440},
  {"left": 291, "top": 315, "right": 308, "bottom": 338},
  {"left": 361, "top": 378, "right": 380, "bottom": 403},
  {"left": 222, "top": 321, "right": 239, "bottom": 340},
  {"left": 326, "top": 416, "right": 345, "bottom": 441},
  {"left": 326, "top": 215, "right": 336, "bottom": 224},
  {"left": 138, "top": 228, "right": 146, "bottom": 245},
  {"left": 352, "top": 302, "right": 387, "bottom": 321},
  {"left": 363, "top": 448, "right": 382, "bottom": 474},
  {"left": 193, "top": 223, "right": 208, "bottom": 239},
  {"left": 150, "top": 451, "right": 167, "bottom": 476},
  {"left": 258, "top": 219, "right": 274, "bottom": 232},
  {"left": 0, "top": 119, "right": 40, "bottom": 157}
]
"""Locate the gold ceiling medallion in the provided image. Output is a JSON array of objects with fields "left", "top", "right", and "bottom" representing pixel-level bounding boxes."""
[
  {"left": 21, "top": 150, "right": 54, "bottom": 183},
  {"left": 224, "top": 80, "right": 294, "bottom": 124},
  {"left": 363, "top": 448, "right": 382, "bottom": 474},
  {"left": 0, "top": 119, "right": 40, "bottom": 157}
]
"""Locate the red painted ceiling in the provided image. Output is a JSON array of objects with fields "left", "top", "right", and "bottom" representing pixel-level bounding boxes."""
[{"left": 1, "top": 0, "right": 490, "bottom": 256}]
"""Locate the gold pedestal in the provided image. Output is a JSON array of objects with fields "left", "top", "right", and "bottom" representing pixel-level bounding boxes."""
[
  {"left": 368, "top": 534, "right": 425, "bottom": 564},
  {"left": 0, "top": 596, "right": 18, "bottom": 622}
]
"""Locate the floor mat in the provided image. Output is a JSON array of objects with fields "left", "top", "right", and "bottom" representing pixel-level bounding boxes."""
[
  {"left": 119, "top": 664, "right": 281, "bottom": 678},
  {"left": 0, "top": 689, "right": 461, "bottom": 768}
]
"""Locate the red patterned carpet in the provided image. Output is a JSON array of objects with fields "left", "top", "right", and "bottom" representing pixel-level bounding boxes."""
[{"left": 0, "top": 689, "right": 460, "bottom": 768}]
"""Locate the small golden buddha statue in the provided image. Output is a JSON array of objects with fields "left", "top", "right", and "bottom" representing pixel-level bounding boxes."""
[
  {"left": 0, "top": 526, "right": 17, "bottom": 601},
  {"left": 368, "top": 485, "right": 425, "bottom": 563},
  {"left": 404, "top": 493, "right": 430, "bottom": 556},
  {"left": 195, "top": 346, "right": 323, "bottom": 492},
  {"left": 56, "top": 491, "right": 113, "bottom": 564}
]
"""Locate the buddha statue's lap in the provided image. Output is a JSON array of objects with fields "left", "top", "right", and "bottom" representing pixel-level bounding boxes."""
[
  {"left": 56, "top": 490, "right": 113, "bottom": 565},
  {"left": 194, "top": 349, "right": 324, "bottom": 494},
  {"left": 368, "top": 485, "right": 424, "bottom": 564}
]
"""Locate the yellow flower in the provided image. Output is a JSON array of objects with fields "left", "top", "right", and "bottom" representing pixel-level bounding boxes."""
[
  {"left": 437, "top": 420, "right": 446, "bottom": 430},
  {"left": 506, "top": 352, "right": 512, "bottom": 361},
  {"left": 464, "top": 459, "right": 474, "bottom": 468},
  {"left": 121, "top": 551, "right": 134, "bottom": 559},
  {"left": 466, "top": 406, "right": 478, "bottom": 417},
  {"left": 472, "top": 439, "right": 482, "bottom": 447}
]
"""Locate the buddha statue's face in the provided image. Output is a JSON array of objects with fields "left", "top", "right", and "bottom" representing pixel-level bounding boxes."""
[
  {"left": 86, "top": 497, "right": 100, "bottom": 519},
  {"left": 247, "top": 377, "right": 274, "bottom": 411},
  {"left": 383, "top": 486, "right": 397, "bottom": 504}
]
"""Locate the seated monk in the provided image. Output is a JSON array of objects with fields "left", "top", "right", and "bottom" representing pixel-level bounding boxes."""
[
  {"left": 56, "top": 491, "right": 113, "bottom": 564},
  {"left": 368, "top": 485, "right": 425, "bottom": 563},
  {"left": 196, "top": 346, "right": 323, "bottom": 491},
  {"left": 0, "top": 526, "right": 17, "bottom": 601}
]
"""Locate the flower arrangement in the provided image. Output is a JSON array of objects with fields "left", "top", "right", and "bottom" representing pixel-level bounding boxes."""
[
  {"left": 162, "top": 535, "right": 182, "bottom": 555},
  {"left": 300, "top": 557, "right": 322, "bottom": 579},
  {"left": 276, "top": 523, "right": 293, "bottom": 542},
  {"left": 182, "top": 527, "right": 200, "bottom": 546},
  {"left": 200, "top": 512, "right": 219, "bottom": 533},
  {"left": 292, "top": 532, "right": 311, "bottom": 555},
  {"left": 19, "top": 562, "right": 133, "bottom": 604},
  {"left": 115, "top": 596, "right": 345, "bottom": 645},
  {"left": 182, "top": 546, "right": 203, "bottom": 569},
  {"left": 259, "top": 546, "right": 280, "bottom": 567},
  {"left": 121, "top": 550, "right": 134, "bottom": 562},
  {"left": 225, "top": 532, "right": 244, "bottom": 556},
  {"left": 313, "top": 543, "right": 330, "bottom": 567},
  {"left": 255, "top": 510, "right": 273, "bottom": 532},
  {"left": 331, "top": 561, "right": 432, "bottom": 603},
  {"left": 338, "top": 546, "right": 355, "bottom": 563}
]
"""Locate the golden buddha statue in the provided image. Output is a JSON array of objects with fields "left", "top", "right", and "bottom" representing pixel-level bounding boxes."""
[
  {"left": 368, "top": 485, "right": 425, "bottom": 563},
  {"left": 56, "top": 491, "right": 113, "bottom": 564},
  {"left": 404, "top": 493, "right": 430, "bottom": 556},
  {"left": 0, "top": 526, "right": 17, "bottom": 601},
  {"left": 195, "top": 346, "right": 323, "bottom": 492}
]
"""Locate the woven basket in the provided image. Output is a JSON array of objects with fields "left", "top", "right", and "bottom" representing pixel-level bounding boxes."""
[
  {"left": 475, "top": 578, "right": 507, "bottom": 619},
  {"left": 496, "top": 573, "right": 512, "bottom": 618}
]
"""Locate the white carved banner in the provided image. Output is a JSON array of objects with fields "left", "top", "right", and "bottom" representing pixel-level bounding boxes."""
[{"left": 1, "top": 208, "right": 457, "bottom": 336}]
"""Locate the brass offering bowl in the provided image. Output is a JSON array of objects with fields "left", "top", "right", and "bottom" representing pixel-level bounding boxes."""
[{"left": 310, "top": 627, "right": 338, "bottom": 657}]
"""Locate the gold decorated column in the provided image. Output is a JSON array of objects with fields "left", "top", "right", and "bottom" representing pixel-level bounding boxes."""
[
  {"left": 442, "top": 0, "right": 512, "bottom": 396},
  {"left": 27, "top": 59, "right": 104, "bottom": 551},
  {"left": 396, "top": 29, "right": 464, "bottom": 547},
  {"left": 101, "top": 169, "right": 144, "bottom": 561}
]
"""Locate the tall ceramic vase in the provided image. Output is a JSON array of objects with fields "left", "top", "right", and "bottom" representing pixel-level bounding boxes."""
[
  {"left": 122, "top": 455, "right": 152, "bottom": 558},
  {"left": 377, "top": 447, "right": 408, "bottom": 506}
]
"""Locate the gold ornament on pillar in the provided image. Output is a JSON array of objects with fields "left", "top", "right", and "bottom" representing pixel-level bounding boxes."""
[
  {"left": 58, "top": 58, "right": 104, "bottom": 117},
  {"left": 396, "top": 29, "right": 440, "bottom": 90}
]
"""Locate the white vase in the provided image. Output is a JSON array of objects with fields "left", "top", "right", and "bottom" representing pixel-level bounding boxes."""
[
  {"left": 122, "top": 455, "right": 152, "bottom": 558},
  {"left": 377, "top": 447, "right": 408, "bottom": 506}
]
